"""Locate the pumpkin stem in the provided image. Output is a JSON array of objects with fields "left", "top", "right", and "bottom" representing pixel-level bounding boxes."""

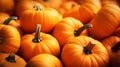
[
  {"left": 3, "top": 16, "right": 18, "bottom": 25},
  {"left": 0, "top": 37, "right": 3, "bottom": 43},
  {"left": 74, "top": 23, "right": 92, "bottom": 36},
  {"left": 6, "top": 54, "right": 16, "bottom": 63},
  {"left": 33, "top": 24, "right": 42, "bottom": 43},
  {"left": 112, "top": 42, "right": 120, "bottom": 52},
  {"left": 84, "top": 41, "right": 95, "bottom": 55},
  {"left": 34, "top": 4, "right": 42, "bottom": 10}
]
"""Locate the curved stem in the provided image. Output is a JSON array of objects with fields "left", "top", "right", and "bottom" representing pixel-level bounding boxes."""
[
  {"left": 32, "top": 24, "right": 42, "bottom": 43},
  {"left": 83, "top": 40, "right": 95, "bottom": 55},
  {"left": 6, "top": 54, "right": 16, "bottom": 63},
  {"left": 3, "top": 16, "right": 18, "bottom": 25},
  {"left": 34, "top": 4, "right": 42, "bottom": 10},
  {"left": 112, "top": 42, "right": 120, "bottom": 52},
  {"left": 74, "top": 23, "right": 92, "bottom": 36},
  {"left": 0, "top": 37, "right": 2, "bottom": 43}
]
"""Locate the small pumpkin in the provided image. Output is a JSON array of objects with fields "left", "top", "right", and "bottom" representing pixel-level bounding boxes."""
[
  {"left": 63, "top": 0, "right": 101, "bottom": 24},
  {"left": 0, "top": 53, "right": 26, "bottom": 67},
  {"left": 88, "top": 2, "right": 120, "bottom": 40},
  {"left": 0, "top": 0, "right": 14, "bottom": 15},
  {"left": 19, "top": 24, "right": 60, "bottom": 61},
  {"left": 20, "top": 4, "right": 61, "bottom": 33},
  {"left": 57, "top": 1, "right": 80, "bottom": 15},
  {"left": 101, "top": 36, "right": 120, "bottom": 67},
  {"left": 35, "top": 0, "right": 62, "bottom": 9},
  {"left": 0, "top": 23, "right": 21, "bottom": 53},
  {"left": 0, "top": 16, "right": 23, "bottom": 37},
  {"left": 15, "top": 0, "right": 44, "bottom": 17},
  {"left": 0, "top": 12, "right": 10, "bottom": 23},
  {"left": 61, "top": 36, "right": 109, "bottom": 67},
  {"left": 53, "top": 17, "right": 92, "bottom": 48},
  {"left": 26, "top": 54, "right": 63, "bottom": 67}
]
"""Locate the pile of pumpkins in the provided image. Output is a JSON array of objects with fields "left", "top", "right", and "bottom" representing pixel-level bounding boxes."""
[{"left": 0, "top": 0, "right": 120, "bottom": 67}]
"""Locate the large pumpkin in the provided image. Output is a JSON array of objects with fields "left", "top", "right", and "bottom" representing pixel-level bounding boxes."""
[
  {"left": 88, "top": 2, "right": 120, "bottom": 40},
  {"left": 61, "top": 36, "right": 109, "bottom": 67},
  {"left": 0, "top": 0, "right": 14, "bottom": 15},
  {"left": 63, "top": 0, "right": 101, "bottom": 24},
  {"left": 112, "top": 26, "right": 120, "bottom": 37},
  {"left": 0, "top": 24, "right": 21, "bottom": 53},
  {"left": 101, "top": 36, "right": 120, "bottom": 67},
  {"left": 53, "top": 17, "right": 92, "bottom": 48},
  {"left": 20, "top": 5, "right": 61, "bottom": 33},
  {"left": 26, "top": 54, "right": 63, "bottom": 67},
  {"left": 0, "top": 53, "right": 26, "bottom": 67},
  {"left": 19, "top": 24, "right": 60, "bottom": 61}
]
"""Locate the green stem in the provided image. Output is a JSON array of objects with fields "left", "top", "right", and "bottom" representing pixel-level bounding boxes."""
[
  {"left": 0, "top": 37, "right": 3, "bottom": 43},
  {"left": 32, "top": 24, "right": 42, "bottom": 43},
  {"left": 3, "top": 16, "right": 17, "bottom": 25},
  {"left": 74, "top": 23, "right": 92, "bottom": 36},
  {"left": 6, "top": 54, "right": 16, "bottom": 63},
  {"left": 112, "top": 42, "right": 120, "bottom": 52},
  {"left": 83, "top": 41, "right": 95, "bottom": 55}
]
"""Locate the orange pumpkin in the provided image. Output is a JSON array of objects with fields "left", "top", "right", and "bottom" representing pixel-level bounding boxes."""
[
  {"left": 57, "top": 1, "right": 80, "bottom": 15},
  {"left": 35, "top": 0, "right": 62, "bottom": 9},
  {"left": 0, "top": 53, "right": 26, "bottom": 67},
  {"left": 53, "top": 17, "right": 92, "bottom": 48},
  {"left": 0, "top": 12, "right": 10, "bottom": 23},
  {"left": 19, "top": 24, "right": 60, "bottom": 61},
  {"left": 0, "top": 0, "right": 14, "bottom": 15},
  {"left": 88, "top": 2, "right": 120, "bottom": 40},
  {"left": 20, "top": 5, "right": 61, "bottom": 33},
  {"left": 101, "top": 36, "right": 120, "bottom": 67},
  {"left": 63, "top": 0, "right": 101, "bottom": 24},
  {"left": 0, "top": 23, "right": 20, "bottom": 53},
  {"left": 26, "top": 54, "right": 63, "bottom": 67},
  {"left": 61, "top": 36, "right": 109, "bottom": 67},
  {"left": 15, "top": 0, "right": 44, "bottom": 17}
]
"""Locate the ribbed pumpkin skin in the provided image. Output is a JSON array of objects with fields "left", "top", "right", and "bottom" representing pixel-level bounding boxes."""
[
  {"left": 0, "top": 53, "right": 26, "bottom": 67},
  {"left": 19, "top": 32, "right": 60, "bottom": 61},
  {"left": 63, "top": 0, "right": 101, "bottom": 24},
  {"left": 26, "top": 54, "right": 63, "bottom": 67},
  {"left": 101, "top": 36, "right": 120, "bottom": 67},
  {"left": 20, "top": 7, "right": 61, "bottom": 34},
  {"left": 0, "top": 12, "right": 10, "bottom": 23},
  {"left": 61, "top": 36, "right": 109, "bottom": 67},
  {"left": 0, "top": 24, "right": 21, "bottom": 53},
  {"left": 53, "top": 17, "right": 88, "bottom": 48},
  {"left": 88, "top": 3, "right": 120, "bottom": 40}
]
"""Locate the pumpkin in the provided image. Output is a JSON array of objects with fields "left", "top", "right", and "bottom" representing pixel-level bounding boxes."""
[
  {"left": 101, "top": 36, "right": 120, "bottom": 67},
  {"left": 20, "top": 4, "right": 61, "bottom": 33},
  {"left": 63, "top": 0, "right": 101, "bottom": 24},
  {"left": 0, "top": 16, "right": 23, "bottom": 37},
  {"left": 53, "top": 17, "right": 92, "bottom": 48},
  {"left": 57, "top": 0, "right": 80, "bottom": 15},
  {"left": 88, "top": 2, "right": 120, "bottom": 40},
  {"left": 61, "top": 36, "right": 109, "bottom": 67},
  {"left": 0, "top": 53, "right": 26, "bottom": 67},
  {"left": 26, "top": 54, "right": 63, "bottom": 67},
  {"left": 0, "top": 0, "right": 14, "bottom": 15},
  {"left": 35, "top": 0, "right": 62, "bottom": 9},
  {"left": 0, "top": 24, "right": 20, "bottom": 53},
  {"left": 19, "top": 24, "right": 60, "bottom": 61},
  {"left": 15, "top": 0, "right": 44, "bottom": 17}
]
